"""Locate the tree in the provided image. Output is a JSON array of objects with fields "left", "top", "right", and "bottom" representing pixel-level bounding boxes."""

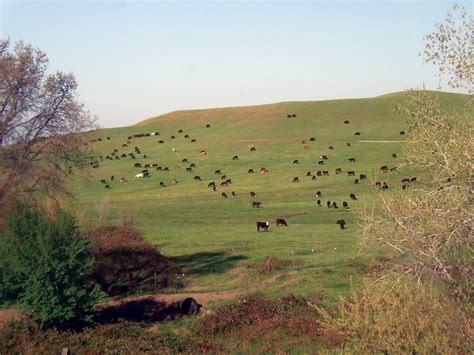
[
  {"left": 0, "top": 203, "right": 100, "bottom": 330},
  {"left": 0, "top": 39, "right": 97, "bottom": 211}
]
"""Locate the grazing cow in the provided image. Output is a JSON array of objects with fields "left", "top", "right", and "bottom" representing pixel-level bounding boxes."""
[
  {"left": 186, "top": 167, "right": 193, "bottom": 172},
  {"left": 111, "top": 175, "right": 115, "bottom": 181},
  {"left": 250, "top": 191, "right": 256, "bottom": 198},
  {"left": 347, "top": 171, "right": 355, "bottom": 176},
  {"left": 190, "top": 163, "right": 196, "bottom": 168},
  {"left": 401, "top": 178, "right": 410, "bottom": 183},
  {"left": 292, "top": 114, "right": 296, "bottom": 118},
  {"left": 400, "top": 131, "right": 405, "bottom": 135},
  {"left": 348, "top": 158, "right": 356, "bottom": 162},
  {"left": 250, "top": 147, "right": 256, "bottom": 152},
  {"left": 232, "top": 155, "right": 239, "bottom": 160},
  {"left": 248, "top": 168, "right": 254, "bottom": 174},
  {"left": 121, "top": 154, "right": 127, "bottom": 158},
  {"left": 286, "top": 114, "right": 291, "bottom": 118},
  {"left": 410, "top": 177, "right": 417, "bottom": 183},
  {"left": 100, "top": 179, "right": 106, "bottom": 184},
  {"left": 276, "top": 218, "right": 288, "bottom": 226},
  {"left": 316, "top": 171, "right": 322, "bottom": 176},
  {"left": 206, "top": 124, "right": 211, "bottom": 128},
  {"left": 354, "top": 132, "right": 361, "bottom": 136},
  {"left": 184, "top": 134, "right": 189, "bottom": 138},
  {"left": 260, "top": 168, "right": 269, "bottom": 173},
  {"left": 354, "top": 179, "right": 359, "bottom": 184},
  {"left": 156, "top": 166, "right": 162, "bottom": 171},
  {"left": 306, "top": 171, "right": 312, "bottom": 177},
  {"left": 310, "top": 137, "right": 316, "bottom": 141},
  {"left": 220, "top": 181, "right": 228, "bottom": 187},
  {"left": 158, "top": 140, "right": 165, "bottom": 143},
  {"left": 374, "top": 181, "right": 382, "bottom": 188},
  {"left": 120, "top": 177, "right": 126, "bottom": 183},
  {"left": 171, "top": 136, "right": 176, "bottom": 139},
  {"left": 143, "top": 154, "right": 148, "bottom": 158},
  {"left": 332, "top": 201, "right": 338, "bottom": 209},
  {"left": 347, "top": 143, "right": 351, "bottom": 147},
  {"left": 335, "top": 168, "right": 342, "bottom": 175},
  {"left": 344, "top": 120, "right": 350, "bottom": 124},
  {"left": 194, "top": 176, "right": 202, "bottom": 181},
  {"left": 392, "top": 153, "right": 397, "bottom": 158},
  {"left": 293, "top": 177, "right": 300, "bottom": 183},
  {"left": 232, "top": 191, "right": 237, "bottom": 197},
  {"left": 221, "top": 175, "right": 227, "bottom": 180},
  {"left": 327, "top": 201, "right": 331, "bottom": 208},
  {"left": 336, "top": 219, "right": 346, "bottom": 230},
  {"left": 200, "top": 150, "right": 206, "bottom": 156},
  {"left": 359, "top": 174, "right": 367, "bottom": 180},
  {"left": 160, "top": 182, "right": 166, "bottom": 187},
  {"left": 402, "top": 184, "right": 408, "bottom": 190},
  {"left": 252, "top": 201, "right": 262, "bottom": 208},
  {"left": 318, "top": 160, "right": 325, "bottom": 165},
  {"left": 293, "top": 160, "right": 299, "bottom": 164},
  {"left": 182, "top": 158, "right": 189, "bottom": 163},
  {"left": 172, "top": 148, "right": 177, "bottom": 152},
  {"left": 191, "top": 139, "right": 197, "bottom": 143},
  {"left": 172, "top": 178, "right": 178, "bottom": 184},
  {"left": 350, "top": 193, "right": 357, "bottom": 200},
  {"left": 312, "top": 175, "right": 317, "bottom": 181},
  {"left": 107, "top": 136, "right": 111, "bottom": 140},
  {"left": 212, "top": 185, "right": 216, "bottom": 191},
  {"left": 316, "top": 199, "right": 321, "bottom": 206},
  {"left": 316, "top": 191, "right": 322, "bottom": 197},
  {"left": 380, "top": 165, "right": 389, "bottom": 173},
  {"left": 328, "top": 145, "right": 335, "bottom": 150},
  {"left": 215, "top": 169, "right": 221, "bottom": 175},
  {"left": 144, "top": 164, "right": 151, "bottom": 168},
  {"left": 343, "top": 201, "right": 349, "bottom": 209},
  {"left": 382, "top": 182, "right": 389, "bottom": 190},
  {"left": 323, "top": 170, "right": 329, "bottom": 176},
  {"left": 178, "top": 129, "right": 183, "bottom": 133},
  {"left": 135, "top": 173, "right": 144, "bottom": 179},
  {"left": 222, "top": 192, "right": 228, "bottom": 198},
  {"left": 105, "top": 184, "right": 111, "bottom": 189},
  {"left": 320, "top": 155, "right": 328, "bottom": 160},
  {"left": 226, "top": 179, "right": 232, "bottom": 184},
  {"left": 257, "top": 221, "right": 269, "bottom": 231},
  {"left": 163, "top": 167, "right": 169, "bottom": 171},
  {"left": 208, "top": 182, "right": 216, "bottom": 187}
]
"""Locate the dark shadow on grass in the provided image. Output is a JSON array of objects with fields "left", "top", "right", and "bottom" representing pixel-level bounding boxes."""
[{"left": 170, "top": 252, "right": 248, "bottom": 275}]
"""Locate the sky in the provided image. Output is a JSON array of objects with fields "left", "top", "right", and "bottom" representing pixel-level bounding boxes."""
[{"left": 0, "top": 0, "right": 470, "bottom": 127}]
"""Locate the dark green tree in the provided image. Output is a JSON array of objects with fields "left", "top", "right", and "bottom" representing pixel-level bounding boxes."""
[{"left": 0, "top": 203, "right": 100, "bottom": 329}]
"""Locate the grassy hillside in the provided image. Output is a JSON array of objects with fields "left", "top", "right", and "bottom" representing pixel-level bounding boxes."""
[{"left": 68, "top": 90, "right": 469, "bottom": 304}]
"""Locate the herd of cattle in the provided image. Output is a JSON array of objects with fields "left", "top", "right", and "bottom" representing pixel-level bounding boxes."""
[{"left": 90, "top": 118, "right": 414, "bottom": 232}]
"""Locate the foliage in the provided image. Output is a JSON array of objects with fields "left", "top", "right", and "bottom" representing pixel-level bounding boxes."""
[
  {"left": 0, "top": 39, "right": 97, "bottom": 216},
  {"left": 0, "top": 203, "right": 100, "bottom": 329},
  {"left": 316, "top": 274, "right": 465, "bottom": 353},
  {"left": 84, "top": 225, "right": 181, "bottom": 295}
]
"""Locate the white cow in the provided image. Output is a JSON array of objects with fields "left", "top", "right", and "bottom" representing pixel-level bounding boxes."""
[
  {"left": 151, "top": 132, "right": 156, "bottom": 136},
  {"left": 135, "top": 173, "right": 144, "bottom": 178}
]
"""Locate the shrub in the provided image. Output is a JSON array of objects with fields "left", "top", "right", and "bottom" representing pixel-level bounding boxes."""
[
  {"left": 84, "top": 225, "right": 181, "bottom": 295},
  {"left": 0, "top": 203, "right": 100, "bottom": 329},
  {"left": 316, "top": 274, "right": 464, "bottom": 353}
]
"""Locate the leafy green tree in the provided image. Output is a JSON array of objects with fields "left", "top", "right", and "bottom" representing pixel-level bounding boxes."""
[{"left": 0, "top": 203, "right": 100, "bottom": 329}]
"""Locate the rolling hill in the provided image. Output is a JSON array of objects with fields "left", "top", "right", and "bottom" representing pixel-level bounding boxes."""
[{"left": 69, "top": 90, "right": 469, "bottom": 304}]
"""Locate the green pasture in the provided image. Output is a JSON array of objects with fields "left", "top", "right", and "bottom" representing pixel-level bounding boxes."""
[{"left": 68, "top": 91, "right": 468, "bottom": 305}]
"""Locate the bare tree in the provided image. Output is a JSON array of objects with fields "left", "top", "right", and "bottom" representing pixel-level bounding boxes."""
[{"left": 0, "top": 39, "right": 97, "bottom": 209}]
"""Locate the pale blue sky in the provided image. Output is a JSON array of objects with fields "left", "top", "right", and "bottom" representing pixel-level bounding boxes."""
[{"left": 1, "top": 1, "right": 470, "bottom": 127}]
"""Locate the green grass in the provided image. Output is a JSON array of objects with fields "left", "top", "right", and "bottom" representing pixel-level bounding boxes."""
[{"left": 68, "top": 90, "right": 469, "bottom": 305}]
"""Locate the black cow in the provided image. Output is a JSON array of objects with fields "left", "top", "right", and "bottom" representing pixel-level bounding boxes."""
[
  {"left": 107, "top": 136, "right": 111, "bottom": 140},
  {"left": 350, "top": 193, "right": 357, "bottom": 200},
  {"left": 316, "top": 171, "right": 322, "bottom": 176},
  {"left": 163, "top": 167, "right": 169, "bottom": 171},
  {"left": 186, "top": 167, "right": 193, "bottom": 172},
  {"left": 158, "top": 140, "right": 165, "bottom": 143},
  {"left": 293, "top": 160, "right": 299, "bottom": 164},
  {"left": 252, "top": 201, "right": 262, "bottom": 208},
  {"left": 344, "top": 120, "right": 350, "bottom": 124},
  {"left": 250, "top": 191, "right": 256, "bottom": 198},
  {"left": 354, "top": 179, "right": 359, "bottom": 184},
  {"left": 100, "top": 179, "right": 106, "bottom": 184},
  {"left": 232, "top": 191, "right": 237, "bottom": 197},
  {"left": 111, "top": 175, "right": 115, "bottom": 181},
  {"left": 336, "top": 219, "right": 346, "bottom": 230},
  {"left": 144, "top": 164, "right": 150, "bottom": 168},
  {"left": 191, "top": 139, "right": 197, "bottom": 143},
  {"left": 194, "top": 176, "right": 201, "bottom": 181},
  {"left": 332, "top": 201, "right": 338, "bottom": 209},
  {"left": 310, "top": 137, "right": 316, "bottom": 141},
  {"left": 105, "top": 184, "right": 111, "bottom": 189},
  {"left": 293, "top": 177, "right": 300, "bottom": 183},
  {"left": 276, "top": 218, "right": 288, "bottom": 226},
  {"left": 232, "top": 155, "right": 239, "bottom": 160},
  {"left": 410, "top": 177, "right": 417, "bottom": 183},
  {"left": 171, "top": 135, "right": 176, "bottom": 139},
  {"left": 392, "top": 153, "right": 397, "bottom": 158},
  {"left": 257, "top": 221, "right": 269, "bottom": 231},
  {"left": 221, "top": 175, "right": 227, "bottom": 180},
  {"left": 354, "top": 132, "right": 361, "bottom": 136},
  {"left": 178, "top": 129, "right": 183, "bottom": 133},
  {"left": 184, "top": 134, "right": 189, "bottom": 138},
  {"left": 250, "top": 147, "right": 256, "bottom": 152},
  {"left": 316, "top": 199, "right": 321, "bottom": 206},
  {"left": 347, "top": 171, "right": 355, "bottom": 176},
  {"left": 222, "top": 192, "right": 228, "bottom": 198},
  {"left": 318, "top": 160, "right": 325, "bottom": 165},
  {"left": 190, "top": 163, "right": 196, "bottom": 168},
  {"left": 312, "top": 175, "right": 317, "bottom": 181},
  {"left": 306, "top": 171, "right": 312, "bottom": 177},
  {"left": 322, "top": 171, "right": 329, "bottom": 176},
  {"left": 248, "top": 168, "right": 254, "bottom": 173},
  {"left": 400, "top": 131, "right": 405, "bottom": 135},
  {"left": 348, "top": 158, "right": 356, "bottom": 162},
  {"left": 208, "top": 182, "right": 216, "bottom": 187},
  {"left": 347, "top": 142, "right": 351, "bottom": 147},
  {"left": 206, "top": 124, "right": 211, "bottom": 128},
  {"left": 327, "top": 200, "right": 331, "bottom": 208},
  {"left": 335, "top": 168, "right": 342, "bottom": 175},
  {"left": 320, "top": 155, "right": 328, "bottom": 160},
  {"left": 382, "top": 182, "right": 389, "bottom": 190},
  {"left": 215, "top": 169, "right": 221, "bottom": 175},
  {"left": 343, "top": 201, "right": 349, "bottom": 209},
  {"left": 182, "top": 158, "right": 188, "bottom": 163},
  {"left": 360, "top": 174, "right": 367, "bottom": 180},
  {"left": 316, "top": 191, "right": 322, "bottom": 197}
]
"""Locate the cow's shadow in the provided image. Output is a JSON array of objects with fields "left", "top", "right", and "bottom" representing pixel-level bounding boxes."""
[
  {"left": 171, "top": 251, "right": 247, "bottom": 275},
  {"left": 93, "top": 298, "right": 181, "bottom": 324}
]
